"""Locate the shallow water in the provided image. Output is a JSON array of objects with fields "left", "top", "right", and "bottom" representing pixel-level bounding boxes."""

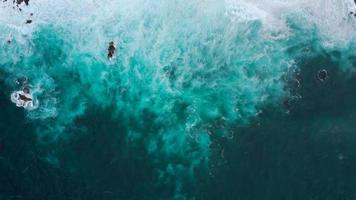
[{"left": 0, "top": 0, "right": 355, "bottom": 199}]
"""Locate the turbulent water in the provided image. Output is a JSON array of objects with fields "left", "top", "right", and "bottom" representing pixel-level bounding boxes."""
[{"left": 0, "top": 0, "right": 355, "bottom": 199}]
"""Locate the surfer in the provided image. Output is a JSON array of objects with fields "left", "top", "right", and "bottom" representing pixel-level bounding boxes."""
[
  {"left": 107, "top": 41, "right": 116, "bottom": 60},
  {"left": 317, "top": 69, "right": 328, "bottom": 82}
]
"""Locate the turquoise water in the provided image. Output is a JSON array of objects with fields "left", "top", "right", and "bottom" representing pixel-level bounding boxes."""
[{"left": 0, "top": 0, "right": 355, "bottom": 199}]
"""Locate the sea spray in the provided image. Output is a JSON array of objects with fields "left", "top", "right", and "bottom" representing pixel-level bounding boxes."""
[{"left": 0, "top": 0, "right": 355, "bottom": 198}]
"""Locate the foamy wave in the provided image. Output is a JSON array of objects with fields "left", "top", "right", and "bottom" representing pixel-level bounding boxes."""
[{"left": 0, "top": 0, "right": 355, "bottom": 198}]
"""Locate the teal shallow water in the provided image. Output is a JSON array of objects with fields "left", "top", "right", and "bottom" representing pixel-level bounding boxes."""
[{"left": 0, "top": 0, "right": 355, "bottom": 199}]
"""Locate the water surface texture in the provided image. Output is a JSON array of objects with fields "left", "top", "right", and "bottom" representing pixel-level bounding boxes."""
[{"left": 0, "top": 0, "right": 355, "bottom": 199}]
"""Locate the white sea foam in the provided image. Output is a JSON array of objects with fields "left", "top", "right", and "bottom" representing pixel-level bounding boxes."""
[{"left": 0, "top": 1, "right": 354, "bottom": 197}]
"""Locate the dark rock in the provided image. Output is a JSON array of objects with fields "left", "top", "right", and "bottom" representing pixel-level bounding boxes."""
[
  {"left": 15, "top": 0, "right": 29, "bottom": 5},
  {"left": 22, "top": 86, "right": 30, "bottom": 94},
  {"left": 25, "top": 19, "right": 32, "bottom": 24},
  {"left": 19, "top": 93, "right": 32, "bottom": 101},
  {"left": 317, "top": 69, "right": 328, "bottom": 82}
]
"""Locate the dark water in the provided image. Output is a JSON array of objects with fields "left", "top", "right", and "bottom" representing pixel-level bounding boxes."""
[
  {"left": 203, "top": 55, "right": 356, "bottom": 200},
  {"left": 1, "top": 52, "right": 356, "bottom": 200}
]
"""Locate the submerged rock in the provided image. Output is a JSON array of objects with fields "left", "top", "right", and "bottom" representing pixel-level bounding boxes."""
[
  {"left": 16, "top": 76, "right": 28, "bottom": 86},
  {"left": 10, "top": 87, "right": 35, "bottom": 109},
  {"left": 317, "top": 69, "right": 329, "bottom": 82}
]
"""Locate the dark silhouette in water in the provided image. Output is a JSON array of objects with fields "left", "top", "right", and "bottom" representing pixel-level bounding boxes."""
[
  {"left": 26, "top": 13, "right": 33, "bottom": 24},
  {"left": 350, "top": 11, "right": 356, "bottom": 18},
  {"left": 15, "top": 0, "right": 29, "bottom": 6},
  {"left": 317, "top": 69, "right": 328, "bottom": 82},
  {"left": 19, "top": 87, "right": 32, "bottom": 102},
  {"left": 107, "top": 41, "right": 116, "bottom": 60},
  {"left": 18, "top": 93, "right": 31, "bottom": 102},
  {"left": 22, "top": 87, "right": 30, "bottom": 94},
  {"left": 16, "top": 76, "right": 28, "bottom": 86}
]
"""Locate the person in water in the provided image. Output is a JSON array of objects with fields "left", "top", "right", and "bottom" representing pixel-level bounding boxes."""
[{"left": 107, "top": 41, "right": 116, "bottom": 60}]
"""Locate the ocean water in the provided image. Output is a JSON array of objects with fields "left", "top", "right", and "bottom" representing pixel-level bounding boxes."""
[{"left": 0, "top": 0, "right": 355, "bottom": 199}]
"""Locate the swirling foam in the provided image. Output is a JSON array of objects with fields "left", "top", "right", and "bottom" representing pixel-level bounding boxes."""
[{"left": 0, "top": 0, "right": 355, "bottom": 198}]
